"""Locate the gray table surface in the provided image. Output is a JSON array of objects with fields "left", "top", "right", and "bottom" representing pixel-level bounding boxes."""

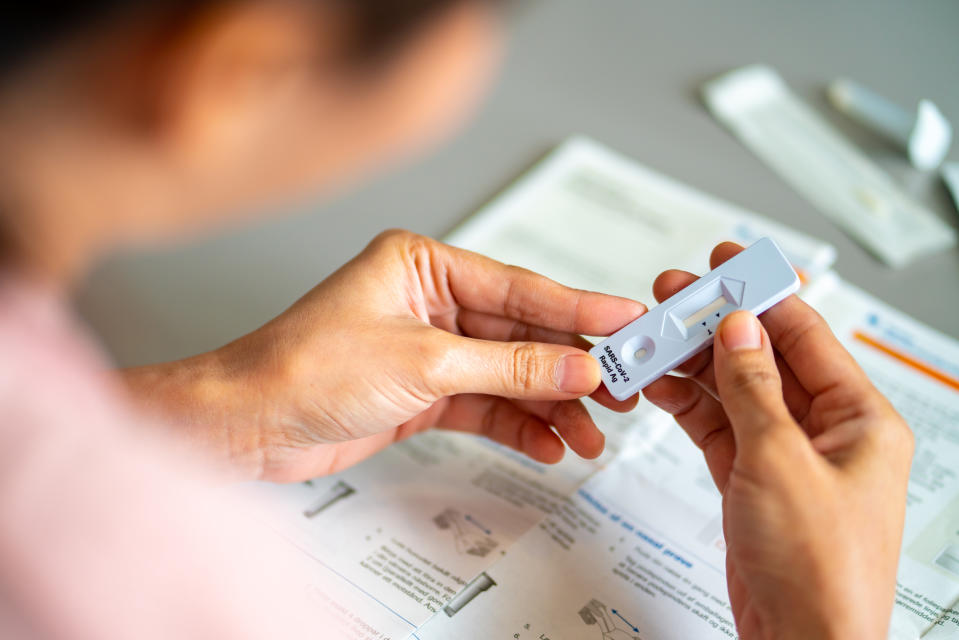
[{"left": 77, "top": 0, "right": 959, "bottom": 367}]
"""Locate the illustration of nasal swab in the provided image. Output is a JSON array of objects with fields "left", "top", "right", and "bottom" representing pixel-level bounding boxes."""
[
  {"left": 827, "top": 78, "right": 952, "bottom": 171},
  {"left": 444, "top": 572, "right": 496, "bottom": 616},
  {"left": 303, "top": 481, "right": 356, "bottom": 518}
]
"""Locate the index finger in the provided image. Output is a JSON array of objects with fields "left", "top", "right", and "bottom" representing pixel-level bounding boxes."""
[
  {"left": 708, "top": 242, "right": 873, "bottom": 397},
  {"left": 439, "top": 242, "right": 646, "bottom": 336}
]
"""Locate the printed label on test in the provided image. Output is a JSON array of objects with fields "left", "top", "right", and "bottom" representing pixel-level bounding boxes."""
[{"left": 589, "top": 237, "right": 799, "bottom": 400}]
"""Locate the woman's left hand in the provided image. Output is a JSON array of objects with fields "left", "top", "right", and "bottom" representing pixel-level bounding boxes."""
[{"left": 122, "top": 230, "right": 644, "bottom": 481}]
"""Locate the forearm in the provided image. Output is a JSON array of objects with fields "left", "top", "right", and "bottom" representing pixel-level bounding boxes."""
[{"left": 119, "top": 350, "right": 267, "bottom": 479}]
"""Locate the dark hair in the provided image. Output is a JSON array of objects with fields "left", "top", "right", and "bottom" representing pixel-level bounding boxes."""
[{"left": 0, "top": 0, "right": 484, "bottom": 77}]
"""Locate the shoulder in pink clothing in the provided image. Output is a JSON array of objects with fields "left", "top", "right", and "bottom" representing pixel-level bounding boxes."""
[{"left": 0, "top": 275, "right": 324, "bottom": 640}]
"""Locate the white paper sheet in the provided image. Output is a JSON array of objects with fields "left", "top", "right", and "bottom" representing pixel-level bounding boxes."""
[
  {"left": 251, "top": 137, "right": 959, "bottom": 640},
  {"left": 446, "top": 136, "right": 836, "bottom": 304},
  {"left": 810, "top": 277, "right": 959, "bottom": 640},
  {"left": 416, "top": 432, "right": 734, "bottom": 640},
  {"left": 245, "top": 415, "right": 658, "bottom": 639},
  {"left": 418, "top": 276, "right": 959, "bottom": 640}
]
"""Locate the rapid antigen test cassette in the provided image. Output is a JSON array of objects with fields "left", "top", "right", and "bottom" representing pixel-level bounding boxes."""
[{"left": 589, "top": 237, "right": 799, "bottom": 401}]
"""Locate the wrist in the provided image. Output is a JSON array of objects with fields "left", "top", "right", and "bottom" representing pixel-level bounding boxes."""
[
  {"left": 776, "top": 618, "right": 880, "bottom": 640},
  {"left": 120, "top": 348, "right": 268, "bottom": 480},
  {"left": 763, "top": 586, "right": 887, "bottom": 640}
]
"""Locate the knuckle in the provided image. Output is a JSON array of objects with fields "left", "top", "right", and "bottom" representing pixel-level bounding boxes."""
[
  {"left": 419, "top": 337, "right": 448, "bottom": 371},
  {"left": 372, "top": 228, "right": 410, "bottom": 244},
  {"left": 892, "top": 422, "right": 916, "bottom": 461},
  {"left": 405, "top": 231, "right": 434, "bottom": 252},
  {"left": 901, "top": 426, "right": 916, "bottom": 462},
  {"left": 873, "top": 407, "right": 914, "bottom": 453},
  {"left": 413, "top": 332, "right": 456, "bottom": 397},
  {"left": 831, "top": 383, "right": 884, "bottom": 421},
  {"left": 695, "top": 424, "right": 728, "bottom": 454},
  {"left": 406, "top": 235, "right": 441, "bottom": 270},
  {"left": 368, "top": 228, "right": 419, "bottom": 254},
  {"left": 725, "top": 362, "right": 779, "bottom": 397},
  {"left": 899, "top": 418, "right": 915, "bottom": 451},
  {"left": 509, "top": 343, "right": 547, "bottom": 393},
  {"left": 774, "top": 307, "right": 823, "bottom": 355},
  {"left": 500, "top": 265, "right": 530, "bottom": 320}
]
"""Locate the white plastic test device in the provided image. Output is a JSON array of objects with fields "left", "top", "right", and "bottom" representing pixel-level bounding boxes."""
[{"left": 589, "top": 237, "right": 799, "bottom": 401}]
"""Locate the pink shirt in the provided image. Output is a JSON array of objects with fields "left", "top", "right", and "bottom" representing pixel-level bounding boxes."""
[{"left": 0, "top": 277, "right": 327, "bottom": 638}]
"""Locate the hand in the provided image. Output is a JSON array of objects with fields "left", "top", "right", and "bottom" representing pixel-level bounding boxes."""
[
  {"left": 122, "top": 230, "right": 644, "bottom": 481},
  {"left": 643, "top": 243, "right": 913, "bottom": 640}
]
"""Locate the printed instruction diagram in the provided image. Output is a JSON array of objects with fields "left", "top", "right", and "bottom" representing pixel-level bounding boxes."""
[
  {"left": 434, "top": 508, "right": 499, "bottom": 557},
  {"left": 580, "top": 599, "right": 645, "bottom": 640},
  {"left": 303, "top": 481, "right": 356, "bottom": 519},
  {"left": 444, "top": 572, "right": 496, "bottom": 617}
]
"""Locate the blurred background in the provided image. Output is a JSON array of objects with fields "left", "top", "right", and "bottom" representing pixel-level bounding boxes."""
[{"left": 75, "top": 0, "right": 959, "bottom": 367}]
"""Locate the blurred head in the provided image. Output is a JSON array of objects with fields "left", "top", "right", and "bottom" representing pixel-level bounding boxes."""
[{"left": 0, "top": 0, "right": 503, "bottom": 279}]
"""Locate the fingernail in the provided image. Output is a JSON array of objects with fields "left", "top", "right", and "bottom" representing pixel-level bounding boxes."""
[
  {"left": 720, "top": 311, "right": 762, "bottom": 351},
  {"left": 556, "top": 354, "right": 600, "bottom": 394}
]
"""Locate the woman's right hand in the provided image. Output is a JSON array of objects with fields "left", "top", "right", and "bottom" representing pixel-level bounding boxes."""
[
  {"left": 643, "top": 242, "right": 914, "bottom": 640},
  {"left": 122, "top": 230, "right": 643, "bottom": 481}
]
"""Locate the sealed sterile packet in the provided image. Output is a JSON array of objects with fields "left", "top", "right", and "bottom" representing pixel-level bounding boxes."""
[
  {"left": 703, "top": 65, "right": 956, "bottom": 268},
  {"left": 943, "top": 163, "right": 959, "bottom": 213}
]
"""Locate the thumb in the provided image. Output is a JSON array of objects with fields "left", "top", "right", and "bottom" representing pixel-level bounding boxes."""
[
  {"left": 714, "top": 311, "right": 796, "bottom": 452},
  {"left": 436, "top": 335, "right": 601, "bottom": 400}
]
